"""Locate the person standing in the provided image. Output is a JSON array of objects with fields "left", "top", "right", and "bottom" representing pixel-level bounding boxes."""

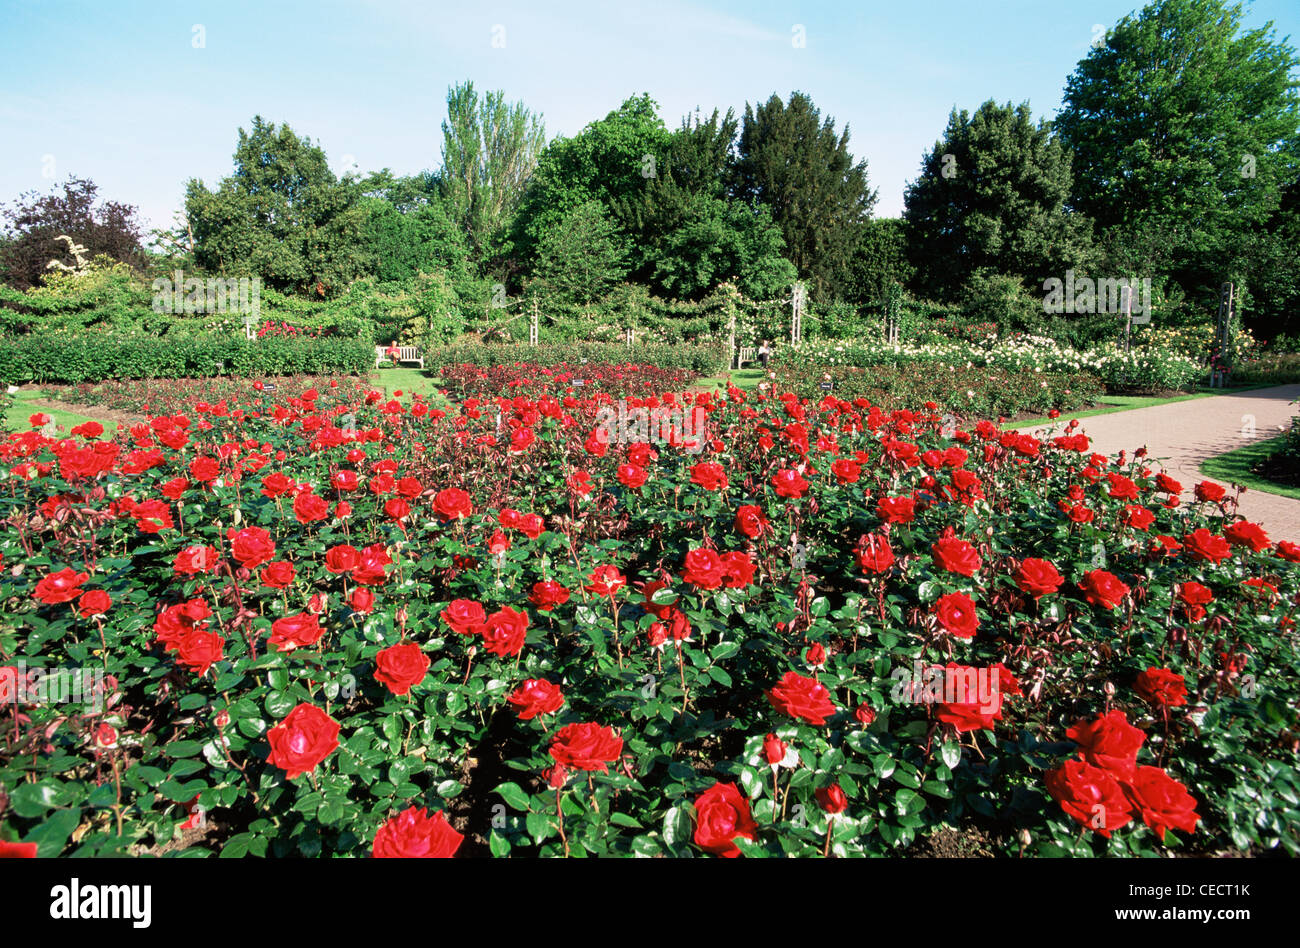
[{"left": 758, "top": 340, "right": 771, "bottom": 368}]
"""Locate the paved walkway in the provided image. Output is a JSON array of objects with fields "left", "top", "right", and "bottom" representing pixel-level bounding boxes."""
[{"left": 1015, "top": 385, "right": 1300, "bottom": 542}]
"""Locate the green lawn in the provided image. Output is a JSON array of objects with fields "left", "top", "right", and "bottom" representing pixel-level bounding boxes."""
[
  {"left": 3, "top": 390, "right": 113, "bottom": 438},
  {"left": 1200, "top": 434, "right": 1300, "bottom": 501},
  {"left": 695, "top": 368, "right": 766, "bottom": 391},
  {"left": 367, "top": 367, "right": 451, "bottom": 407}
]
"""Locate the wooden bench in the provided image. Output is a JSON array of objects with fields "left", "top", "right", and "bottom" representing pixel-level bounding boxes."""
[
  {"left": 376, "top": 346, "right": 424, "bottom": 369},
  {"left": 734, "top": 346, "right": 757, "bottom": 369}
]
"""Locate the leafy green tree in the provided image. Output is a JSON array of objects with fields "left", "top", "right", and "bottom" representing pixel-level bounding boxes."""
[
  {"left": 530, "top": 200, "right": 629, "bottom": 303},
  {"left": 439, "top": 81, "right": 546, "bottom": 259},
  {"left": 846, "top": 217, "right": 915, "bottom": 307},
  {"left": 1054, "top": 0, "right": 1300, "bottom": 300},
  {"left": 512, "top": 94, "right": 671, "bottom": 266},
  {"left": 0, "top": 177, "right": 145, "bottom": 290},
  {"left": 185, "top": 116, "right": 369, "bottom": 294},
  {"left": 731, "top": 91, "right": 877, "bottom": 300},
  {"left": 358, "top": 195, "right": 471, "bottom": 285},
  {"left": 903, "top": 101, "right": 1093, "bottom": 300}
]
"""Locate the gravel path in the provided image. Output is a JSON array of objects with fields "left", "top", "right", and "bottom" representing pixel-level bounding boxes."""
[{"left": 1014, "top": 385, "right": 1300, "bottom": 542}]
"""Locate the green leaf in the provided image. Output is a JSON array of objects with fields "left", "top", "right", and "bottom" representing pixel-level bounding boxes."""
[{"left": 495, "top": 781, "right": 531, "bottom": 812}]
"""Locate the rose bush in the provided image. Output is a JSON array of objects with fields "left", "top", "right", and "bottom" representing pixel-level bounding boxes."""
[{"left": 0, "top": 367, "right": 1297, "bottom": 859}]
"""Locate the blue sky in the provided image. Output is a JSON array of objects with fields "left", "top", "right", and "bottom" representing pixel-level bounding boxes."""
[{"left": 2, "top": 0, "right": 1298, "bottom": 233}]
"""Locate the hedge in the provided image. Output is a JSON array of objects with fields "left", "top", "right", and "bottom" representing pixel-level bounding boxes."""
[
  {"left": 0, "top": 333, "right": 373, "bottom": 385},
  {"left": 421, "top": 340, "right": 731, "bottom": 375}
]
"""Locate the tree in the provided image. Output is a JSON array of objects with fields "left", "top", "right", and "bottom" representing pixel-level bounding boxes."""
[
  {"left": 846, "top": 218, "right": 914, "bottom": 307},
  {"left": 1054, "top": 0, "right": 1300, "bottom": 300},
  {"left": 903, "top": 101, "right": 1093, "bottom": 300},
  {"left": 531, "top": 200, "right": 629, "bottom": 303},
  {"left": 439, "top": 81, "right": 546, "bottom": 259},
  {"left": 512, "top": 94, "right": 672, "bottom": 266},
  {"left": 185, "top": 116, "right": 369, "bottom": 294},
  {"left": 0, "top": 177, "right": 145, "bottom": 290},
  {"left": 731, "top": 91, "right": 877, "bottom": 300}
]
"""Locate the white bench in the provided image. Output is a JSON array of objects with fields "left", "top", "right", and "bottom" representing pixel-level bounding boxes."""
[
  {"left": 376, "top": 346, "right": 424, "bottom": 369},
  {"left": 734, "top": 346, "right": 757, "bottom": 369}
]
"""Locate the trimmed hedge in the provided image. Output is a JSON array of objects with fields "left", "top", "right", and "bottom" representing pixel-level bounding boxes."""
[
  {"left": 0, "top": 333, "right": 373, "bottom": 385},
  {"left": 424, "top": 340, "right": 730, "bottom": 375}
]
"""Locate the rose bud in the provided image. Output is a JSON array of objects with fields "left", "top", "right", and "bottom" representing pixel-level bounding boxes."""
[
  {"left": 93, "top": 723, "right": 119, "bottom": 751},
  {"left": 805, "top": 642, "right": 827, "bottom": 669},
  {"left": 815, "top": 783, "right": 849, "bottom": 815},
  {"left": 853, "top": 702, "right": 876, "bottom": 726},
  {"left": 214, "top": 710, "right": 230, "bottom": 729},
  {"left": 763, "top": 732, "right": 788, "bottom": 769},
  {"left": 546, "top": 763, "right": 569, "bottom": 789}
]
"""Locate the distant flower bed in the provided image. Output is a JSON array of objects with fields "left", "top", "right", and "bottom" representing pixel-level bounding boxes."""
[{"left": 438, "top": 361, "right": 699, "bottom": 398}]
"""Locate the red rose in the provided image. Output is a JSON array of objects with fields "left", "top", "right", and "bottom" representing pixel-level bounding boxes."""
[
  {"left": 0, "top": 840, "right": 38, "bottom": 858},
  {"left": 481, "top": 606, "right": 529, "bottom": 657},
  {"left": 830, "top": 458, "right": 861, "bottom": 485},
  {"left": 1184, "top": 528, "right": 1230, "bottom": 564},
  {"left": 855, "top": 533, "right": 894, "bottom": 574},
  {"left": 1224, "top": 520, "right": 1270, "bottom": 552},
  {"left": 815, "top": 783, "right": 849, "bottom": 815},
  {"left": 325, "top": 544, "right": 361, "bottom": 574},
  {"left": 228, "top": 526, "right": 276, "bottom": 568},
  {"left": 174, "top": 627, "right": 224, "bottom": 677},
  {"left": 1065, "top": 710, "right": 1145, "bottom": 778},
  {"left": 584, "top": 564, "right": 626, "bottom": 598},
  {"left": 260, "top": 561, "right": 296, "bottom": 589},
  {"left": 1194, "top": 481, "right": 1226, "bottom": 502},
  {"left": 292, "top": 491, "right": 329, "bottom": 523},
  {"left": 720, "top": 551, "right": 755, "bottom": 588},
  {"left": 266, "top": 703, "right": 340, "bottom": 779},
  {"left": 189, "top": 456, "right": 220, "bottom": 482},
  {"left": 261, "top": 472, "right": 296, "bottom": 498},
  {"left": 934, "top": 591, "right": 979, "bottom": 638},
  {"left": 762, "top": 732, "right": 788, "bottom": 767},
  {"left": 853, "top": 702, "right": 876, "bottom": 726},
  {"left": 1123, "top": 766, "right": 1200, "bottom": 842},
  {"left": 1013, "top": 558, "right": 1063, "bottom": 598},
  {"left": 932, "top": 663, "right": 1005, "bottom": 732},
  {"left": 767, "top": 671, "right": 837, "bottom": 725},
  {"left": 78, "top": 589, "right": 112, "bottom": 618},
  {"left": 1121, "top": 505, "right": 1155, "bottom": 531},
  {"left": 529, "top": 580, "right": 571, "bottom": 611},
  {"left": 681, "top": 548, "right": 726, "bottom": 590},
  {"left": 433, "top": 487, "right": 472, "bottom": 521},
  {"left": 1044, "top": 758, "right": 1134, "bottom": 838},
  {"left": 373, "top": 642, "right": 430, "bottom": 696},
  {"left": 1276, "top": 540, "right": 1300, "bottom": 563},
  {"left": 507, "top": 678, "right": 565, "bottom": 720},
  {"left": 441, "top": 599, "right": 487, "bottom": 636},
  {"left": 174, "top": 545, "right": 219, "bottom": 577},
  {"left": 734, "top": 504, "right": 769, "bottom": 539},
  {"left": 771, "top": 468, "right": 809, "bottom": 498},
  {"left": 931, "top": 535, "right": 982, "bottom": 576},
  {"left": 692, "top": 781, "right": 758, "bottom": 858},
  {"left": 690, "top": 462, "right": 728, "bottom": 491},
  {"left": 1134, "top": 667, "right": 1187, "bottom": 707},
  {"left": 549, "top": 722, "right": 623, "bottom": 772},
  {"left": 350, "top": 587, "right": 375, "bottom": 614},
  {"left": 34, "top": 567, "right": 88, "bottom": 604},
  {"left": 269, "top": 612, "right": 324, "bottom": 652},
  {"left": 876, "top": 495, "right": 915, "bottom": 525},
  {"left": 1077, "top": 569, "right": 1130, "bottom": 610},
  {"left": 373, "top": 806, "right": 463, "bottom": 858}
]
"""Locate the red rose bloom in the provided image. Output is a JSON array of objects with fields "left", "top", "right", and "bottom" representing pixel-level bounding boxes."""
[
  {"left": 266, "top": 703, "right": 340, "bottom": 780},
  {"left": 1044, "top": 758, "right": 1135, "bottom": 838},
  {"left": 372, "top": 807, "right": 463, "bottom": 858},
  {"left": 831, "top": 458, "right": 861, "bottom": 485},
  {"left": 481, "top": 606, "right": 529, "bottom": 657},
  {"left": 815, "top": 784, "right": 849, "bottom": 815},
  {"left": 173, "top": 545, "right": 218, "bottom": 577},
  {"left": 1123, "top": 766, "right": 1200, "bottom": 842},
  {"left": 269, "top": 612, "right": 324, "bottom": 652},
  {"left": 771, "top": 468, "right": 809, "bottom": 498},
  {"left": 1077, "top": 569, "right": 1130, "bottom": 610},
  {"left": 855, "top": 533, "right": 894, "bottom": 574},
  {"left": 681, "top": 548, "right": 726, "bottom": 590},
  {"left": 934, "top": 591, "right": 979, "bottom": 638},
  {"left": 690, "top": 462, "right": 728, "bottom": 491},
  {"left": 549, "top": 722, "right": 623, "bottom": 772},
  {"left": 1134, "top": 667, "right": 1187, "bottom": 707},
  {"left": 1184, "top": 528, "right": 1231, "bottom": 564},
  {"left": 720, "top": 551, "right": 755, "bottom": 588},
  {"left": 373, "top": 642, "right": 430, "bottom": 696},
  {"left": 1194, "top": 481, "right": 1226, "bottom": 502},
  {"left": 174, "top": 627, "right": 225, "bottom": 677},
  {"left": 324, "top": 544, "right": 361, "bottom": 573},
  {"left": 1013, "top": 558, "right": 1063, "bottom": 598},
  {"left": 876, "top": 495, "right": 915, "bottom": 525},
  {"left": 529, "top": 580, "right": 571, "bottom": 612},
  {"left": 734, "top": 504, "right": 769, "bottom": 539},
  {"left": 433, "top": 487, "right": 473, "bottom": 521},
  {"left": 441, "top": 599, "right": 487, "bottom": 636},
  {"left": 617, "top": 464, "right": 648, "bottom": 490},
  {"left": 228, "top": 526, "right": 276, "bottom": 568},
  {"left": 350, "top": 587, "right": 375, "bottom": 614},
  {"left": 1224, "top": 520, "right": 1270, "bottom": 552},
  {"left": 260, "top": 560, "right": 296, "bottom": 589},
  {"left": 78, "top": 589, "right": 112, "bottom": 618},
  {"left": 1065, "top": 710, "right": 1145, "bottom": 778},
  {"left": 692, "top": 781, "right": 758, "bottom": 858},
  {"left": 0, "top": 841, "right": 37, "bottom": 858},
  {"left": 292, "top": 491, "right": 329, "bottom": 523},
  {"left": 767, "top": 671, "right": 837, "bottom": 725},
  {"left": 584, "top": 564, "right": 627, "bottom": 598},
  {"left": 507, "top": 678, "right": 565, "bottom": 720},
  {"left": 34, "top": 567, "right": 88, "bottom": 604},
  {"left": 931, "top": 535, "right": 982, "bottom": 576}
]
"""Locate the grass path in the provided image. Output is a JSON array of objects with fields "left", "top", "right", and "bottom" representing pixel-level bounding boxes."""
[{"left": 1200, "top": 434, "right": 1300, "bottom": 501}]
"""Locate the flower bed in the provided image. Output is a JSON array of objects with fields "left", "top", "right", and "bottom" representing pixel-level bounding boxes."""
[
  {"left": 438, "top": 361, "right": 699, "bottom": 398},
  {"left": 1, "top": 373, "right": 1297, "bottom": 859}
]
